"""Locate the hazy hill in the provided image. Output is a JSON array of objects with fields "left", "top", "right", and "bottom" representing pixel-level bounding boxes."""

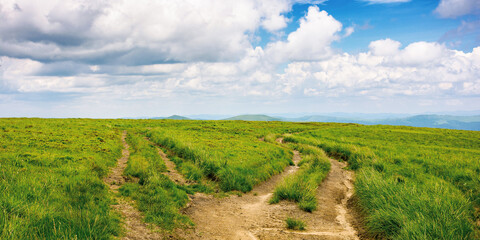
[
  {"left": 149, "top": 114, "right": 479, "bottom": 130},
  {"left": 224, "top": 114, "right": 282, "bottom": 121},
  {"left": 376, "top": 115, "right": 480, "bottom": 131},
  {"left": 285, "top": 114, "right": 480, "bottom": 131},
  {"left": 152, "top": 115, "right": 190, "bottom": 120}
]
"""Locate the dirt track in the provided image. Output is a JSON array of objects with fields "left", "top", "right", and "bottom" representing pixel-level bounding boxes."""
[
  {"left": 177, "top": 142, "right": 360, "bottom": 240},
  {"left": 104, "top": 131, "right": 162, "bottom": 240},
  {"left": 156, "top": 146, "right": 189, "bottom": 185},
  {"left": 105, "top": 133, "right": 360, "bottom": 240}
]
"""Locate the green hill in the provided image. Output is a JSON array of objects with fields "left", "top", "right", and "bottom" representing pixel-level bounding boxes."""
[
  {"left": 224, "top": 114, "right": 282, "bottom": 121},
  {"left": 152, "top": 115, "right": 190, "bottom": 120},
  {"left": 285, "top": 114, "right": 480, "bottom": 131}
]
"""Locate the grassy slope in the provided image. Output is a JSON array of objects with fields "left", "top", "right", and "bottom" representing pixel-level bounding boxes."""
[
  {"left": 292, "top": 125, "right": 480, "bottom": 239},
  {"left": 0, "top": 118, "right": 123, "bottom": 239},
  {"left": 1, "top": 119, "right": 478, "bottom": 239}
]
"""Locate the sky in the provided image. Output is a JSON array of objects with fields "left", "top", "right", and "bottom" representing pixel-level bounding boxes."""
[{"left": 0, "top": 0, "right": 479, "bottom": 118}]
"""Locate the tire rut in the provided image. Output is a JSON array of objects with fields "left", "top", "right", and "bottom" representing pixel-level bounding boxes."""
[
  {"left": 177, "top": 147, "right": 301, "bottom": 240},
  {"left": 143, "top": 137, "right": 189, "bottom": 185},
  {"left": 104, "top": 131, "right": 162, "bottom": 240},
  {"left": 156, "top": 147, "right": 188, "bottom": 185},
  {"left": 177, "top": 137, "right": 360, "bottom": 240}
]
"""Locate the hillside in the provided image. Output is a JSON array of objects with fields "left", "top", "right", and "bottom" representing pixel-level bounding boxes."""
[{"left": 0, "top": 118, "right": 478, "bottom": 239}]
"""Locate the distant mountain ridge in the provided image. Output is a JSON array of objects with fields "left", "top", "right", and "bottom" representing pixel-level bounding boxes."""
[
  {"left": 224, "top": 114, "right": 281, "bottom": 121},
  {"left": 152, "top": 115, "right": 190, "bottom": 120},
  {"left": 221, "top": 114, "right": 480, "bottom": 131},
  {"left": 147, "top": 114, "right": 480, "bottom": 131}
]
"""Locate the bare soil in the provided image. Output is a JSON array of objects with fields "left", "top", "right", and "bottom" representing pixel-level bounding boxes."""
[
  {"left": 156, "top": 147, "right": 188, "bottom": 185},
  {"left": 177, "top": 139, "right": 360, "bottom": 240},
  {"left": 104, "top": 131, "right": 162, "bottom": 240}
]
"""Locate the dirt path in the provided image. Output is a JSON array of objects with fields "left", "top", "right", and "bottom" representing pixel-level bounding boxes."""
[
  {"left": 178, "top": 139, "right": 360, "bottom": 240},
  {"left": 254, "top": 158, "right": 359, "bottom": 240},
  {"left": 104, "top": 131, "right": 162, "bottom": 240},
  {"left": 156, "top": 147, "right": 188, "bottom": 185}
]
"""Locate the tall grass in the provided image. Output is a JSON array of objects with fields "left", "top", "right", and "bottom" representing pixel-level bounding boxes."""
[
  {"left": 2, "top": 119, "right": 478, "bottom": 239},
  {"left": 270, "top": 144, "right": 330, "bottom": 212},
  {"left": 292, "top": 125, "right": 479, "bottom": 239},
  {"left": 356, "top": 168, "right": 475, "bottom": 239},
  {"left": 145, "top": 125, "right": 293, "bottom": 192},
  {"left": 0, "top": 118, "right": 122, "bottom": 239},
  {"left": 120, "top": 132, "right": 192, "bottom": 230}
]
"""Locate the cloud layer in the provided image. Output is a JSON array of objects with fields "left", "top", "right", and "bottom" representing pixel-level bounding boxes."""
[{"left": 0, "top": 0, "right": 479, "bottom": 117}]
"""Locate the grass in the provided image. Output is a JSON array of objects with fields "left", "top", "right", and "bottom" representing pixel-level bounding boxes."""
[
  {"left": 289, "top": 125, "right": 480, "bottom": 239},
  {"left": 0, "top": 118, "right": 123, "bottom": 239},
  {"left": 119, "top": 131, "right": 192, "bottom": 230},
  {"left": 270, "top": 143, "right": 331, "bottom": 212},
  {"left": 285, "top": 217, "right": 306, "bottom": 230},
  {"left": 1, "top": 119, "right": 478, "bottom": 239},
  {"left": 141, "top": 121, "right": 310, "bottom": 192}
]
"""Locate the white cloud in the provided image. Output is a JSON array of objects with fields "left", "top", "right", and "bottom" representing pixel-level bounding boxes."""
[
  {"left": 344, "top": 26, "right": 355, "bottom": 37},
  {"left": 394, "top": 41, "right": 447, "bottom": 65},
  {"left": 369, "top": 38, "right": 402, "bottom": 56},
  {"left": 1, "top": 1, "right": 479, "bottom": 116},
  {"left": 0, "top": 0, "right": 296, "bottom": 64},
  {"left": 258, "top": 0, "right": 291, "bottom": 32},
  {"left": 262, "top": 14, "right": 289, "bottom": 32},
  {"left": 275, "top": 45, "right": 480, "bottom": 97},
  {"left": 266, "top": 6, "right": 342, "bottom": 62},
  {"left": 435, "top": 0, "right": 480, "bottom": 18}
]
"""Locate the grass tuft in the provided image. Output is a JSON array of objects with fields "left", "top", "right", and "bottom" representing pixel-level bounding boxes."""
[
  {"left": 286, "top": 217, "right": 306, "bottom": 230},
  {"left": 271, "top": 144, "right": 330, "bottom": 212}
]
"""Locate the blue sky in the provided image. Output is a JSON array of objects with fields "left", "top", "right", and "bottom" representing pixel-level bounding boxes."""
[
  {"left": 263, "top": 0, "right": 477, "bottom": 52},
  {"left": 0, "top": 0, "right": 479, "bottom": 118}
]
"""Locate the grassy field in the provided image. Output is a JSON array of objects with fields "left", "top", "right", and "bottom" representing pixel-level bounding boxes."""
[
  {"left": 289, "top": 125, "right": 480, "bottom": 239},
  {"left": 119, "top": 131, "right": 192, "bottom": 230},
  {"left": 0, "top": 119, "right": 123, "bottom": 239},
  {"left": 141, "top": 120, "right": 318, "bottom": 192},
  {"left": 0, "top": 118, "right": 478, "bottom": 239},
  {"left": 270, "top": 143, "right": 331, "bottom": 212}
]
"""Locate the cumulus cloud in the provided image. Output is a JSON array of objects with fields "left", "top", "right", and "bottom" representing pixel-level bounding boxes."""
[
  {"left": 266, "top": 6, "right": 342, "bottom": 62},
  {"left": 1, "top": 0, "right": 479, "bottom": 116},
  {"left": 369, "top": 38, "right": 402, "bottom": 56},
  {"left": 276, "top": 44, "right": 480, "bottom": 98},
  {"left": 394, "top": 41, "right": 447, "bottom": 65},
  {"left": 0, "top": 0, "right": 296, "bottom": 64},
  {"left": 435, "top": 0, "right": 480, "bottom": 18},
  {"left": 4, "top": 41, "right": 479, "bottom": 103}
]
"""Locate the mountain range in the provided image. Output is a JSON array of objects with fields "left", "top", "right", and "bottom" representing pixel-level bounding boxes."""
[{"left": 151, "top": 114, "right": 480, "bottom": 131}]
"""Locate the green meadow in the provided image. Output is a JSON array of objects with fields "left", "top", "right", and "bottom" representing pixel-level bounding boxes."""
[{"left": 0, "top": 118, "right": 478, "bottom": 239}]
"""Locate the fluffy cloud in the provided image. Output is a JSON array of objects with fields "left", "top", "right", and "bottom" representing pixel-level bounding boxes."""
[
  {"left": 435, "top": 0, "right": 480, "bottom": 18},
  {"left": 1, "top": 1, "right": 479, "bottom": 116},
  {"left": 369, "top": 39, "right": 402, "bottom": 56},
  {"left": 277, "top": 44, "right": 480, "bottom": 98},
  {"left": 3, "top": 42, "right": 478, "bottom": 101},
  {"left": 0, "top": 0, "right": 296, "bottom": 64},
  {"left": 266, "top": 6, "right": 342, "bottom": 62}
]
